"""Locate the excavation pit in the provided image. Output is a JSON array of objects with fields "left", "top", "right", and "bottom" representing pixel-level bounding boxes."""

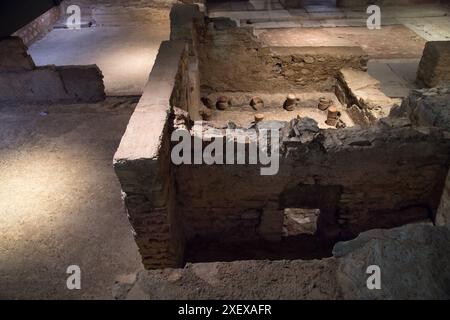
[
  {"left": 201, "top": 92, "right": 354, "bottom": 129},
  {"left": 113, "top": 5, "right": 450, "bottom": 270}
]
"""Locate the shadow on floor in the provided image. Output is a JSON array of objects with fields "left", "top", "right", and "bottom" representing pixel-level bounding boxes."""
[{"left": 184, "top": 234, "right": 335, "bottom": 264}]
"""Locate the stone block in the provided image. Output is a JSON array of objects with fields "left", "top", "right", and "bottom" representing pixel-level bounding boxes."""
[
  {"left": 337, "top": 68, "right": 400, "bottom": 124},
  {"left": 0, "top": 37, "right": 35, "bottom": 71},
  {"left": 334, "top": 224, "right": 450, "bottom": 299},
  {"left": 113, "top": 40, "right": 189, "bottom": 269},
  {"left": 114, "top": 40, "right": 187, "bottom": 163},
  {"left": 198, "top": 25, "right": 369, "bottom": 93},
  {"left": 0, "top": 65, "right": 106, "bottom": 103},
  {"left": 417, "top": 41, "right": 450, "bottom": 88},
  {"left": 58, "top": 65, "right": 106, "bottom": 102},
  {"left": 392, "top": 86, "right": 450, "bottom": 131},
  {"left": 0, "top": 67, "right": 67, "bottom": 103}
]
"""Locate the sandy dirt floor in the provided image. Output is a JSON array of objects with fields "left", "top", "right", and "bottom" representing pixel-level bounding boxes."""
[{"left": 0, "top": 98, "right": 143, "bottom": 299}]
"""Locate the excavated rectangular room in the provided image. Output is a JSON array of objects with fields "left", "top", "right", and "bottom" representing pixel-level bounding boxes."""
[{"left": 113, "top": 4, "right": 450, "bottom": 269}]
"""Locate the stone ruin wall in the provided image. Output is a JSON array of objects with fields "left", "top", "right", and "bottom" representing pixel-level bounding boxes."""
[
  {"left": 171, "top": 4, "right": 369, "bottom": 109},
  {"left": 0, "top": 37, "right": 105, "bottom": 104},
  {"left": 10, "top": 0, "right": 205, "bottom": 47},
  {"left": 195, "top": 20, "right": 368, "bottom": 94},
  {"left": 114, "top": 4, "right": 450, "bottom": 269},
  {"left": 114, "top": 40, "right": 191, "bottom": 269},
  {"left": 393, "top": 86, "right": 450, "bottom": 227},
  {"left": 170, "top": 5, "right": 449, "bottom": 245},
  {"left": 172, "top": 118, "right": 450, "bottom": 243},
  {"left": 417, "top": 41, "right": 450, "bottom": 88},
  {"left": 12, "top": 4, "right": 61, "bottom": 47}
]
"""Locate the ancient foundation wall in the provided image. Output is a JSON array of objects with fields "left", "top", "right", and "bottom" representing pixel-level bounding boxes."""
[
  {"left": 417, "top": 41, "right": 450, "bottom": 88},
  {"left": 173, "top": 119, "right": 450, "bottom": 242},
  {"left": 0, "top": 37, "right": 105, "bottom": 104},
  {"left": 114, "top": 4, "right": 450, "bottom": 269},
  {"left": 391, "top": 86, "right": 450, "bottom": 227},
  {"left": 0, "top": 37, "right": 35, "bottom": 72},
  {"left": 392, "top": 86, "right": 450, "bottom": 131},
  {"left": 170, "top": 5, "right": 368, "bottom": 107},
  {"left": 170, "top": 4, "right": 204, "bottom": 120},
  {"left": 336, "top": 68, "right": 400, "bottom": 126},
  {"left": 114, "top": 40, "right": 190, "bottom": 269},
  {"left": 12, "top": 5, "right": 61, "bottom": 46},
  {"left": 197, "top": 25, "right": 368, "bottom": 93}
]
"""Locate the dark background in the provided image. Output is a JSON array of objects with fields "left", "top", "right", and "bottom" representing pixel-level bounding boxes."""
[{"left": 0, "top": 0, "right": 62, "bottom": 38}]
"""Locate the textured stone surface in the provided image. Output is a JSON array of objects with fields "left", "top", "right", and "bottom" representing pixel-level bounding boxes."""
[
  {"left": 197, "top": 25, "right": 368, "bottom": 93},
  {"left": 0, "top": 65, "right": 105, "bottom": 103},
  {"left": 334, "top": 223, "right": 450, "bottom": 299},
  {"left": 114, "top": 40, "right": 189, "bottom": 269},
  {"left": 58, "top": 65, "right": 106, "bottom": 102},
  {"left": 0, "top": 37, "right": 105, "bottom": 103},
  {"left": 0, "top": 37, "right": 35, "bottom": 71},
  {"left": 393, "top": 86, "right": 450, "bottom": 131},
  {"left": 121, "top": 223, "right": 450, "bottom": 300},
  {"left": 336, "top": 68, "right": 400, "bottom": 125},
  {"left": 12, "top": 5, "right": 60, "bottom": 46},
  {"left": 175, "top": 121, "right": 450, "bottom": 243},
  {"left": 125, "top": 258, "right": 341, "bottom": 299},
  {"left": 113, "top": 4, "right": 450, "bottom": 270},
  {"left": 0, "top": 67, "right": 66, "bottom": 103},
  {"left": 417, "top": 41, "right": 450, "bottom": 87},
  {"left": 390, "top": 87, "right": 450, "bottom": 226}
]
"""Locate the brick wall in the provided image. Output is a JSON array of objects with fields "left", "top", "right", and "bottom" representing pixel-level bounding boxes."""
[
  {"left": 114, "top": 40, "right": 190, "bottom": 269},
  {"left": 12, "top": 5, "right": 61, "bottom": 47},
  {"left": 393, "top": 86, "right": 450, "bottom": 227},
  {"left": 113, "top": 4, "right": 450, "bottom": 269},
  {"left": 197, "top": 24, "right": 368, "bottom": 93},
  {"left": 173, "top": 119, "right": 450, "bottom": 242}
]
